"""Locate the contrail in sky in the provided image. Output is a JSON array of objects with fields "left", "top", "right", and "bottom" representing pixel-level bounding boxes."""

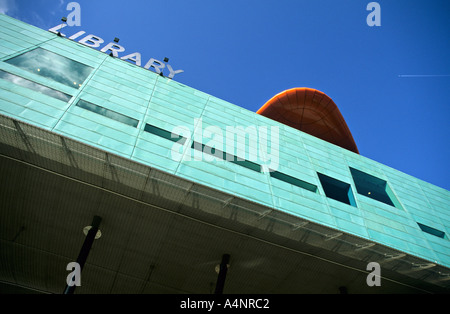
[{"left": 398, "top": 74, "right": 450, "bottom": 78}]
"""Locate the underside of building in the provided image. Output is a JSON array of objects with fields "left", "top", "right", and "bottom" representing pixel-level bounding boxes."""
[{"left": 1, "top": 115, "right": 449, "bottom": 294}]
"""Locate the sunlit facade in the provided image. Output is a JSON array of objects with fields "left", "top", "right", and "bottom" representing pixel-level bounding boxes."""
[{"left": 1, "top": 14, "right": 449, "bottom": 294}]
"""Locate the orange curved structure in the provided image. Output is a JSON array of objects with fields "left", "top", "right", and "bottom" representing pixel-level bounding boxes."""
[{"left": 257, "top": 88, "right": 359, "bottom": 154}]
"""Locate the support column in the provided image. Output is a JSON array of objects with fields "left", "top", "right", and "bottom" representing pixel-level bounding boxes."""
[
  {"left": 64, "top": 215, "right": 102, "bottom": 294},
  {"left": 214, "top": 254, "right": 230, "bottom": 294}
]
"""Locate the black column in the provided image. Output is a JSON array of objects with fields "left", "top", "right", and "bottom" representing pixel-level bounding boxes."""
[
  {"left": 214, "top": 254, "right": 230, "bottom": 294},
  {"left": 64, "top": 215, "right": 102, "bottom": 294}
]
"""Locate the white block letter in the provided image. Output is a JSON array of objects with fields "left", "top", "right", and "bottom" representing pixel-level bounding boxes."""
[
  {"left": 203, "top": 125, "right": 224, "bottom": 162},
  {"left": 66, "top": 262, "right": 81, "bottom": 287},
  {"left": 170, "top": 126, "right": 192, "bottom": 162},
  {"left": 144, "top": 58, "right": 165, "bottom": 74},
  {"left": 366, "top": 262, "right": 381, "bottom": 286},
  {"left": 78, "top": 34, "right": 104, "bottom": 48},
  {"left": 366, "top": 2, "right": 381, "bottom": 27},
  {"left": 100, "top": 42, "right": 126, "bottom": 57},
  {"left": 121, "top": 52, "right": 142, "bottom": 67},
  {"left": 67, "top": 2, "right": 81, "bottom": 26}
]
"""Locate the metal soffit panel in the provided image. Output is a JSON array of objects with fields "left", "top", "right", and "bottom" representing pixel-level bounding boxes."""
[{"left": 0, "top": 114, "right": 449, "bottom": 294}]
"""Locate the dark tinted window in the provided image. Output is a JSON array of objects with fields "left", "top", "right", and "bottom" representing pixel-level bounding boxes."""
[
  {"left": 144, "top": 123, "right": 187, "bottom": 144},
  {"left": 417, "top": 223, "right": 446, "bottom": 239},
  {"left": 350, "top": 167, "right": 401, "bottom": 208},
  {"left": 270, "top": 171, "right": 317, "bottom": 193},
  {"left": 318, "top": 173, "right": 356, "bottom": 206},
  {"left": 191, "top": 141, "right": 261, "bottom": 172}
]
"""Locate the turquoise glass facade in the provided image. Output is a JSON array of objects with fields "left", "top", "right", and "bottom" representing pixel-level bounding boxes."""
[{"left": 1, "top": 13, "right": 449, "bottom": 270}]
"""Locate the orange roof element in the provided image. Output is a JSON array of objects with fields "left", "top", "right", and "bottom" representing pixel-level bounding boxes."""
[{"left": 257, "top": 88, "right": 359, "bottom": 154}]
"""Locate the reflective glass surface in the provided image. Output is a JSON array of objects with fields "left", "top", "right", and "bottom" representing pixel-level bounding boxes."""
[
  {"left": 0, "top": 70, "right": 72, "bottom": 102},
  {"left": 76, "top": 99, "right": 139, "bottom": 127},
  {"left": 5, "top": 48, "right": 93, "bottom": 88}
]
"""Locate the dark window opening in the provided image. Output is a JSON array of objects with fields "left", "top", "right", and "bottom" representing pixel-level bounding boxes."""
[
  {"left": 76, "top": 99, "right": 138, "bottom": 127},
  {"left": 317, "top": 172, "right": 356, "bottom": 206},
  {"left": 191, "top": 141, "right": 261, "bottom": 172},
  {"left": 270, "top": 170, "right": 317, "bottom": 193},
  {"left": 349, "top": 167, "right": 401, "bottom": 208},
  {"left": 417, "top": 223, "right": 446, "bottom": 239},
  {"left": 0, "top": 70, "right": 71, "bottom": 102},
  {"left": 144, "top": 123, "right": 187, "bottom": 144}
]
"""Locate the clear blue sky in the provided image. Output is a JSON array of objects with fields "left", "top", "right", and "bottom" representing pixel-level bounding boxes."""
[{"left": 2, "top": 0, "right": 449, "bottom": 191}]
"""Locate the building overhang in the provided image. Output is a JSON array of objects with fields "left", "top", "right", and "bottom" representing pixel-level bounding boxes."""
[{"left": 0, "top": 114, "right": 449, "bottom": 294}]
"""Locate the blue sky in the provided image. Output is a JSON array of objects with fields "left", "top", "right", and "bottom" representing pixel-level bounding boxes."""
[{"left": 2, "top": 0, "right": 449, "bottom": 190}]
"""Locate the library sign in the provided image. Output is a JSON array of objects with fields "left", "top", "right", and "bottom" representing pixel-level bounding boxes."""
[{"left": 49, "top": 23, "right": 184, "bottom": 79}]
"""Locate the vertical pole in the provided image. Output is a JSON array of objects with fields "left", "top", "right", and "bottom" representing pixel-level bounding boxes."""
[
  {"left": 214, "top": 254, "right": 230, "bottom": 294},
  {"left": 64, "top": 215, "right": 102, "bottom": 294}
]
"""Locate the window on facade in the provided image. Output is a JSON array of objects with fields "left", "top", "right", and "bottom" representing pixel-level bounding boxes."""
[
  {"left": 191, "top": 141, "right": 261, "bottom": 172},
  {"left": 144, "top": 123, "right": 187, "bottom": 144},
  {"left": 75, "top": 99, "right": 138, "bottom": 127},
  {"left": 417, "top": 223, "right": 446, "bottom": 239},
  {"left": 349, "top": 167, "right": 401, "bottom": 209},
  {"left": 317, "top": 172, "right": 356, "bottom": 206},
  {"left": 5, "top": 48, "right": 93, "bottom": 89},
  {"left": 270, "top": 171, "right": 317, "bottom": 193},
  {"left": 0, "top": 70, "right": 71, "bottom": 102}
]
